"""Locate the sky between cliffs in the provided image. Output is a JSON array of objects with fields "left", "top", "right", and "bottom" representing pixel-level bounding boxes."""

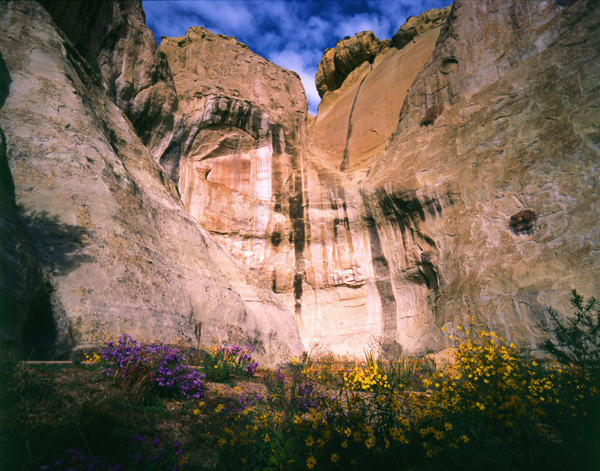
[{"left": 142, "top": 0, "right": 453, "bottom": 115}]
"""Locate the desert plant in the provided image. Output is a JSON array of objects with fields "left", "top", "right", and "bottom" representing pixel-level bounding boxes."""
[
  {"left": 542, "top": 289, "right": 600, "bottom": 374},
  {"left": 101, "top": 334, "right": 204, "bottom": 400},
  {"left": 202, "top": 343, "right": 259, "bottom": 381}
]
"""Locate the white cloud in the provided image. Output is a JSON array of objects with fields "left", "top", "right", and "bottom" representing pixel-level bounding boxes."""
[{"left": 169, "top": 1, "right": 257, "bottom": 37}]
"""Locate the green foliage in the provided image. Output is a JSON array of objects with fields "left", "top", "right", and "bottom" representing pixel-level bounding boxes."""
[
  {"left": 201, "top": 343, "right": 258, "bottom": 382},
  {"left": 543, "top": 289, "right": 600, "bottom": 373},
  {"left": 3, "top": 292, "right": 600, "bottom": 470}
]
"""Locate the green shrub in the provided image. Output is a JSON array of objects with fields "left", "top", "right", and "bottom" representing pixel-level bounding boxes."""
[
  {"left": 202, "top": 343, "right": 258, "bottom": 382},
  {"left": 543, "top": 289, "right": 600, "bottom": 374}
]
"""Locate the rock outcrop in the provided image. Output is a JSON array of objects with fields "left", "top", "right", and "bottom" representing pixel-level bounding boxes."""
[
  {"left": 310, "top": 25, "right": 443, "bottom": 172},
  {"left": 157, "top": 27, "right": 310, "bottom": 327},
  {"left": 1, "top": 0, "right": 599, "bottom": 361},
  {"left": 315, "top": 31, "right": 391, "bottom": 98},
  {"left": 0, "top": 1, "right": 302, "bottom": 363},
  {"left": 40, "top": 0, "right": 180, "bottom": 164},
  {"left": 363, "top": 0, "right": 600, "bottom": 350},
  {"left": 157, "top": 0, "right": 600, "bottom": 357},
  {"left": 392, "top": 6, "right": 451, "bottom": 49}
]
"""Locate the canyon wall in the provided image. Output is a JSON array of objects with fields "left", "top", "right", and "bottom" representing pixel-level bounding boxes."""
[
  {"left": 0, "top": 1, "right": 302, "bottom": 363},
  {"left": 1, "top": 0, "right": 599, "bottom": 360},
  {"left": 157, "top": 0, "right": 600, "bottom": 356}
]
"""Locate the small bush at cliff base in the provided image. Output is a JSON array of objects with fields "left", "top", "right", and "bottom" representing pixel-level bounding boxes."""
[
  {"left": 101, "top": 334, "right": 204, "bottom": 399},
  {"left": 202, "top": 343, "right": 258, "bottom": 381},
  {"left": 543, "top": 289, "right": 600, "bottom": 374},
  {"left": 542, "top": 290, "right": 600, "bottom": 467}
]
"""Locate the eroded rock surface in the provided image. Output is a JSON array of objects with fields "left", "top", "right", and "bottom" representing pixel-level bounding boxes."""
[
  {"left": 363, "top": 0, "right": 600, "bottom": 351},
  {"left": 40, "top": 0, "right": 180, "bottom": 164},
  {"left": 315, "top": 31, "right": 391, "bottom": 98},
  {"left": 392, "top": 5, "right": 451, "bottom": 49},
  {"left": 2, "top": 0, "right": 599, "bottom": 361},
  {"left": 0, "top": 1, "right": 302, "bottom": 364},
  {"left": 310, "top": 26, "right": 443, "bottom": 172}
]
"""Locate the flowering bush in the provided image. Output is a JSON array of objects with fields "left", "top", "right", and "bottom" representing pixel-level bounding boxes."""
[
  {"left": 343, "top": 365, "right": 390, "bottom": 392},
  {"left": 202, "top": 317, "right": 599, "bottom": 471},
  {"left": 202, "top": 343, "right": 258, "bottom": 381},
  {"left": 101, "top": 334, "right": 204, "bottom": 399}
]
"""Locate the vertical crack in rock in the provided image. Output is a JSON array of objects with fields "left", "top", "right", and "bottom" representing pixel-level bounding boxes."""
[
  {"left": 331, "top": 186, "right": 354, "bottom": 254},
  {"left": 159, "top": 117, "right": 184, "bottom": 183},
  {"left": 340, "top": 64, "right": 373, "bottom": 172},
  {"left": 361, "top": 192, "right": 398, "bottom": 337}
]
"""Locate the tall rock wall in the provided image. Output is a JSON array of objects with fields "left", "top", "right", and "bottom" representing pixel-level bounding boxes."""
[
  {"left": 1, "top": 0, "right": 598, "bottom": 360},
  {"left": 0, "top": 1, "right": 302, "bottom": 364},
  {"left": 153, "top": 0, "right": 600, "bottom": 357},
  {"left": 363, "top": 0, "right": 600, "bottom": 350},
  {"left": 40, "top": 0, "right": 180, "bottom": 164}
]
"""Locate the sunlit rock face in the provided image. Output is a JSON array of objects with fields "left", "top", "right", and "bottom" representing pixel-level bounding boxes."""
[
  {"left": 363, "top": 0, "right": 600, "bottom": 351},
  {"left": 2, "top": 0, "right": 599, "bottom": 361},
  {"left": 159, "top": 0, "right": 600, "bottom": 357},
  {"left": 0, "top": 1, "right": 302, "bottom": 364},
  {"left": 158, "top": 27, "right": 308, "bottom": 329}
]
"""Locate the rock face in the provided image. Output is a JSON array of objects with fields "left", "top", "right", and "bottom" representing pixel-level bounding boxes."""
[
  {"left": 0, "top": 49, "right": 46, "bottom": 356},
  {"left": 392, "top": 6, "right": 451, "bottom": 49},
  {"left": 157, "top": 0, "right": 600, "bottom": 357},
  {"left": 362, "top": 0, "right": 600, "bottom": 350},
  {"left": 158, "top": 27, "right": 310, "bottom": 320},
  {"left": 0, "top": 1, "right": 302, "bottom": 364},
  {"left": 310, "top": 25, "right": 443, "bottom": 172},
  {"left": 1, "top": 0, "right": 599, "bottom": 361},
  {"left": 40, "top": 0, "right": 180, "bottom": 164},
  {"left": 315, "top": 31, "right": 391, "bottom": 98}
]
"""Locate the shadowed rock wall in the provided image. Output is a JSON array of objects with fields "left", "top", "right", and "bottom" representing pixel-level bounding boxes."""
[
  {"left": 0, "top": 1, "right": 302, "bottom": 363},
  {"left": 40, "top": 0, "right": 180, "bottom": 165}
]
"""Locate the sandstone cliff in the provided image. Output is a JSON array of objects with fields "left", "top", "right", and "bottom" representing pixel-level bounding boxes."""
[
  {"left": 361, "top": 0, "right": 600, "bottom": 350},
  {"left": 1, "top": 0, "right": 599, "bottom": 361},
  {"left": 40, "top": 0, "right": 180, "bottom": 164},
  {"left": 154, "top": 0, "right": 600, "bottom": 357},
  {"left": 0, "top": 1, "right": 302, "bottom": 363}
]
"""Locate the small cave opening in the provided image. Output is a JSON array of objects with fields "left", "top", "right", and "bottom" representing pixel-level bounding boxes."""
[
  {"left": 509, "top": 209, "right": 537, "bottom": 234},
  {"left": 440, "top": 56, "right": 459, "bottom": 75},
  {"left": 22, "top": 283, "right": 57, "bottom": 360},
  {"left": 420, "top": 105, "right": 444, "bottom": 126}
]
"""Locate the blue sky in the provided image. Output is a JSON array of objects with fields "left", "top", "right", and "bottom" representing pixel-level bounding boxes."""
[{"left": 142, "top": 0, "right": 453, "bottom": 115}]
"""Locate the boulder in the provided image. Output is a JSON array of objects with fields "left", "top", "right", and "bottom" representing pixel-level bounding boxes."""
[
  {"left": 315, "top": 31, "right": 389, "bottom": 97},
  {"left": 392, "top": 5, "right": 452, "bottom": 49}
]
